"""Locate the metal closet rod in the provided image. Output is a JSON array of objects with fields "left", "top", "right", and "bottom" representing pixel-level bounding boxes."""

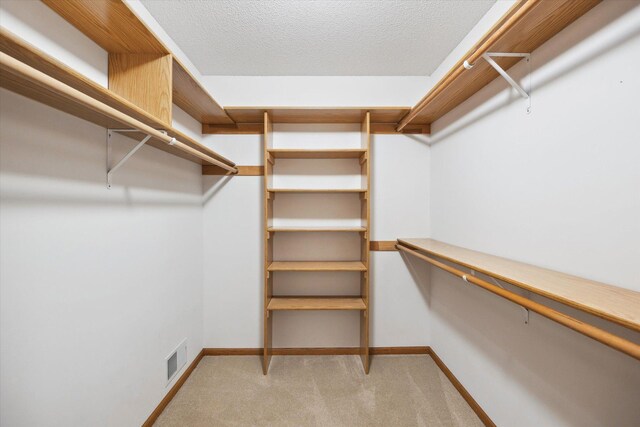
[
  {"left": 396, "top": 243, "right": 640, "bottom": 361},
  {"left": 397, "top": 0, "right": 539, "bottom": 131},
  {"left": 0, "top": 52, "right": 238, "bottom": 174}
]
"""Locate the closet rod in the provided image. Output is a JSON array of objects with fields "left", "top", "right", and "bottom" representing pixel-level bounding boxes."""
[
  {"left": 0, "top": 52, "right": 238, "bottom": 174},
  {"left": 396, "top": 243, "right": 640, "bottom": 361},
  {"left": 397, "top": 0, "right": 538, "bottom": 131}
]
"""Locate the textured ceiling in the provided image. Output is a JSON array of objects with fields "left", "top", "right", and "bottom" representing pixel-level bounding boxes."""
[{"left": 140, "top": 0, "right": 496, "bottom": 76}]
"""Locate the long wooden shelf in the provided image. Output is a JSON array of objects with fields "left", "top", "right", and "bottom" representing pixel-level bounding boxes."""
[
  {"left": 398, "top": 238, "right": 640, "bottom": 332},
  {"left": 267, "top": 297, "right": 366, "bottom": 311},
  {"left": 268, "top": 261, "right": 367, "bottom": 272},
  {"left": 267, "top": 148, "right": 367, "bottom": 159},
  {"left": 225, "top": 107, "right": 409, "bottom": 124},
  {"left": 41, "top": 0, "right": 234, "bottom": 125},
  {"left": 268, "top": 226, "right": 366, "bottom": 233},
  {"left": 398, "top": 0, "right": 601, "bottom": 130},
  {"left": 0, "top": 29, "right": 235, "bottom": 168}
]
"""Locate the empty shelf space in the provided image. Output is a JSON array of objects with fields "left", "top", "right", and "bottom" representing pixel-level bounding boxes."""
[
  {"left": 268, "top": 261, "right": 367, "bottom": 272},
  {"left": 267, "top": 297, "right": 366, "bottom": 311},
  {"left": 268, "top": 226, "right": 366, "bottom": 233},
  {"left": 267, "top": 188, "right": 366, "bottom": 194},
  {"left": 267, "top": 148, "right": 366, "bottom": 159}
]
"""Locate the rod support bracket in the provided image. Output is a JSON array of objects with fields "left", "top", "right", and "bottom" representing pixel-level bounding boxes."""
[{"left": 106, "top": 129, "right": 152, "bottom": 189}]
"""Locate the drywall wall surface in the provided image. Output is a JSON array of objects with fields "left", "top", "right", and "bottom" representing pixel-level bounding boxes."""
[
  {"left": 202, "top": 128, "right": 430, "bottom": 348},
  {"left": 429, "top": 1, "right": 640, "bottom": 426},
  {"left": 201, "top": 75, "right": 432, "bottom": 107},
  {"left": 0, "top": 88, "right": 205, "bottom": 427},
  {"left": 0, "top": 87, "right": 205, "bottom": 427},
  {"left": 0, "top": 0, "right": 108, "bottom": 87}
]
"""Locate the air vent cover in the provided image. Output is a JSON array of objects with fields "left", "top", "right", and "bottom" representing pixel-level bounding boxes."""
[{"left": 166, "top": 339, "right": 187, "bottom": 384}]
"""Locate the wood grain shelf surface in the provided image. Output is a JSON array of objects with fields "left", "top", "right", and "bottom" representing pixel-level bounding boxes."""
[
  {"left": 267, "top": 297, "right": 367, "bottom": 311},
  {"left": 41, "top": 0, "right": 233, "bottom": 125},
  {"left": 267, "top": 148, "right": 366, "bottom": 159},
  {"left": 0, "top": 29, "right": 235, "bottom": 167},
  {"left": 400, "top": 0, "right": 601, "bottom": 128},
  {"left": 267, "top": 188, "right": 366, "bottom": 193},
  {"left": 268, "top": 261, "right": 367, "bottom": 272},
  {"left": 398, "top": 238, "right": 640, "bottom": 332},
  {"left": 268, "top": 226, "right": 367, "bottom": 233},
  {"left": 225, "top": 107, "right": 410, "bottom": 124}
]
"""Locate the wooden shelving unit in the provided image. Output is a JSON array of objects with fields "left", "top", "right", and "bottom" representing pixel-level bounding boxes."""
[
  {"left": 397, "top": 0, "right": 601, "bottom": 130},
  {"left": 267, "top": 188, "right": 366, "bottom": 194},
  {"left": 41, "top": 0, "right": 234, "bottom": 126},
  {"left": 397, "top": 238, "right": 640, "bottom": 360},
  {"left": 267, "top": 226, "right": 367, "bottom": 233},
  {"left": 268, "top": 261, "right": 367, "bottom": 272},
  {"left": 0, "top": 29, "right": 236, "bottom": 169},
  {"left": 263, "top": 112, "right": 371, "bottom": 374},
  {"left": 268, "top": 297, "right": 367, "bottom": 311},
  {"left": 267, "top": 148, "right": 367, "bottom": 160},
  {"left": 203, "top": 107, "right": 429, "bottom": 135}
]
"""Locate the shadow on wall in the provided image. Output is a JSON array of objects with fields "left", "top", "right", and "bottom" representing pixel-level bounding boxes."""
[
  {"left": 430, "top": 265, "right": 640, "bottom": 426},
  {"left": 428, "top": 0, "right": 640, "bottom": 145},
  {"left": 400, "top": 253, "right": 432, "bottom": 309},
  {"left": 0, "top": 90, "right": 204, "bottom": 203}
]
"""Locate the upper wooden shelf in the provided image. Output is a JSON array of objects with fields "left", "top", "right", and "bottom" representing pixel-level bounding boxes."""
[
  {"left": 398, "top": 0, "right": 601, "bottom": 129},
  {"left": 41, "top": 0, "right": 233, "bottom": 125},
  {"left": 267, "top": 297, "right": 366, "bottom": 311},
  {"left": 268, "top": 261, "right": 367, "bottom": 272},
  {"left": 397, "top": 238, "right": 640, "bottom": 332},
  {"left": 0, "top": 29, "right": 235, "bottom": 168},
  {"left": 225, "top": 107, "right": 410, "bottom": 124},
  {"left": 267, "top": 148, "right": 366, "bottom": 159}
]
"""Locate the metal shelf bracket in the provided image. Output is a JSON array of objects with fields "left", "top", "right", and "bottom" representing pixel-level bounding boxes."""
[
  {"left": 464, "top": 52, "right": 531, "bottom": 114},
  {"left": 464, "top": 269, "right": 530, "bottom": 324},
  {"left": 106, "top": 129, "right": 153, "bottom": 189}
]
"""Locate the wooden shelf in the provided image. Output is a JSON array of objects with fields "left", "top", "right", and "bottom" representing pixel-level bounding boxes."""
[
  {"left": 267, "top": 297, "right": 366, "bottom": 311},
  {"left": 398, "top": 0, "right": 601, "bottom": 129},
  {"left": 41, "top": 0, "right": 234, "bottom": 125},
  {"left": 268, "top": 226, "right": 366, "bottom": 233},
  {"left": 225, "top": 107, "right": 409, "bottom": 124},
  {"left": 398, "top": 238, "right": 640, "bottom": 332},
  {"left": 268, "top": 261, "right": 367, "bottom": 272},
  {"left": 0, "top": 29, "right": 235, "bottom": 168},
  {"left": 267, "top": 188, "right": 366, "bottom": 194},
  {"left": 267, "top": 148, "right": 366, "bottom": 159}
]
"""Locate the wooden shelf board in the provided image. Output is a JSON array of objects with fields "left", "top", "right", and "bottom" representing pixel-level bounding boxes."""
[
  {"left": 224, "top": 107, "right": 410, "bottom": 124},
  {"left": 398, "top": 238, "right": 640, "bottom": 332},
  {"left": 401, "top": 0, "right": 601, "bottom": 127},
  {"left": 42, "top": 0, "right": 234, "bottom": 126},
  {"left": 268, "top": 226, "right": 366, "bottom": 233},
  {"left": 267, "top": 148, "right": 366, "bottom": 159},
  {"left": 268, "top": 261, "right": 367, "bottom": 272},
  {"left": 172, "top": 58, "right": 234, "bottom": 125},
  {"left": 0, "top": 29, "right": 234, "bottom": 167},
  {"left": 267, "top": 297, "right": 366, "bottom": 311},
  {"left": 267, "top": 188, "right": 366, "bottom": 193}
]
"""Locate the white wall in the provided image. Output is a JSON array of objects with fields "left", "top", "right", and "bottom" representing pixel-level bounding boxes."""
[
  {"left": 201, "top": 127, "right": 431, "bottom": 348},
  {"left": 0, "top": 2, "right": 206, "bottom": 426},
  {"left": 428, "top": 1, "right": 640, "bottom": 425}
]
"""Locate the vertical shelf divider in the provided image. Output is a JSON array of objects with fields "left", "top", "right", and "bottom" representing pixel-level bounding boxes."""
[
  {"left": 360, "top": 112, "right": 371, "bottom": 373},
  {"left": 263, "top": 111, "right": 273, "bottom": 375}
]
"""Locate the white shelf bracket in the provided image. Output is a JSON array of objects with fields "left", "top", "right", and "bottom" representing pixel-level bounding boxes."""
[
  {"left": 465, "top": 52, "right": 531, "bottom": 114},
  {"left": 106, "top": 129, "right": 152, "bottom": 189},
  {"left": 464, "top": 268, "right": 529, "bottom": 324}
]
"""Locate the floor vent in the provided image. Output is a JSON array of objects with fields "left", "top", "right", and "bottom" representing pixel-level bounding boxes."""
[{"left": 166, "top": 339, "right": 187, "bottom": 384}]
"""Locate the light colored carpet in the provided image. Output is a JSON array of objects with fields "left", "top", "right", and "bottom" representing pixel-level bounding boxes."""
[{"left": 154, "top": 355, "right": 484, "bottom": 427}]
